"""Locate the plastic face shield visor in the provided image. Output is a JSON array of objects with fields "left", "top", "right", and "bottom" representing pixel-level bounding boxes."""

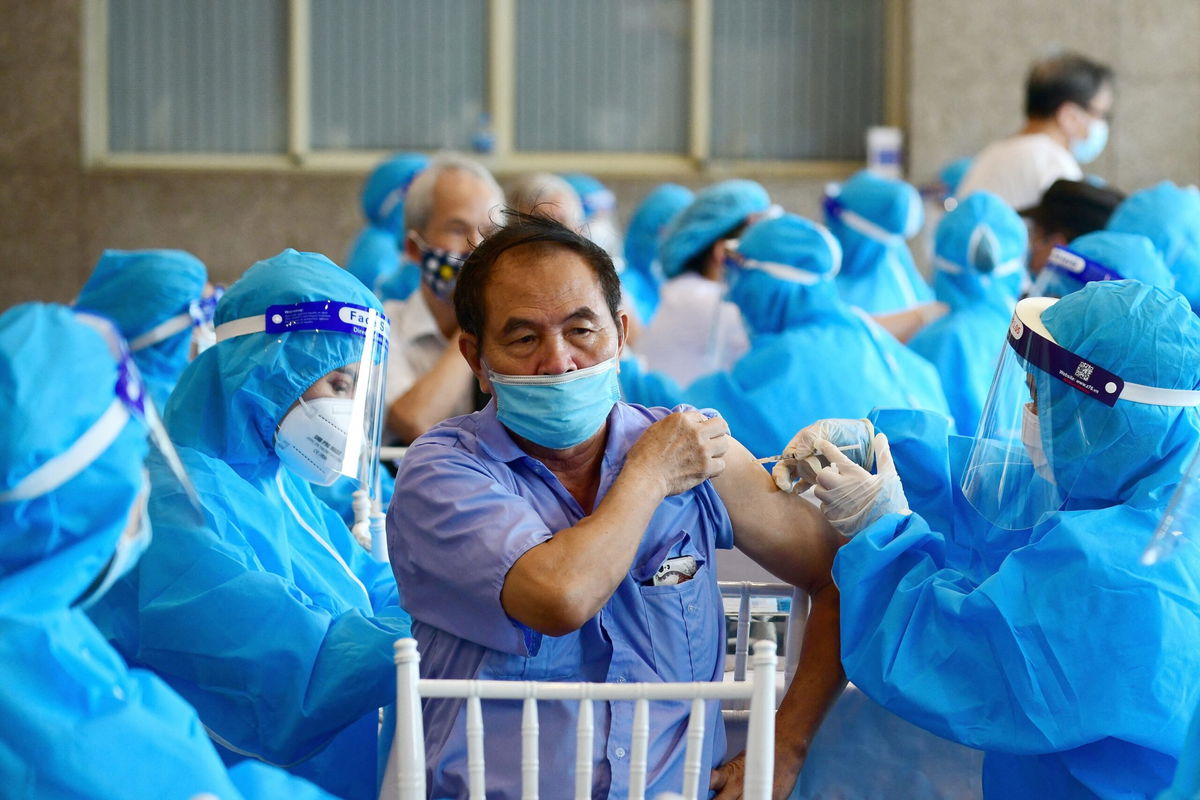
[
  {"left": 0, "top": 313, "right": 202, "bottom": 518},
  {"left": 215, "top": 301, "right": 390, "bottom": 501},
  {"left": 1027, "top": 245, "right": 1124, "bottom": 299},
  {"left": 961, "top": 296, "right": 1200, "bottom": 530},
  {"left": 1143, "top": 444, "right": 1200, "bottom": 565}
]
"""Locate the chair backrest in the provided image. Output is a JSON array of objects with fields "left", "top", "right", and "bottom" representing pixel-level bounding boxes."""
[
  {"left": 718, "top": 581, "right": 808, "bottom": 688},
  {"left": 384, "top": 637, "right": 778, "bottom": 800}
]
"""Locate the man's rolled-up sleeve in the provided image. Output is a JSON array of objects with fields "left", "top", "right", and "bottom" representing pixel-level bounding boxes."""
[{"left": 387, "top": 442, "right": 553, "bottom": 656}]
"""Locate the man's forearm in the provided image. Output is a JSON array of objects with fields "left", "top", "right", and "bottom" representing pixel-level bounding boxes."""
[{"left": 774, "top": 581, "right": 845, "bottom": 777}]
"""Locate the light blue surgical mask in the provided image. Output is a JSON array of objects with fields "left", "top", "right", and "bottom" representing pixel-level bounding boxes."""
[
  {"left": 487, "top": 357, "right": 621, "bottom": 449},
  {"left": 1071, "top": 118, "right": 1108, "bottom": 165}
]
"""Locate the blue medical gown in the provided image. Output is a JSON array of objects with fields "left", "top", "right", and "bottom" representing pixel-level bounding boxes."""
[
  {"left": 835, "top": 408, "right": 1200, "bottom": 798},
  {"left": 91, "top": 448, "right": 410, "bottom": 800},
  {"left": 908, "top": 304, "right": 1010, "bottom": 436},
  {"left": 683, "top": 311, "right": 951, "bottom": 458},
  {"left": 0, "top": 610, "right": 334, "bottom": 799},
  {"left": 834, "top": 233, "right": 933, "bottom": 314}
]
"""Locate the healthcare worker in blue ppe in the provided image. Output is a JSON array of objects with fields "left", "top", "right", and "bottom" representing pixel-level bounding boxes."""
[
  {"left": 0, "top": 305, "right": 333, "bottom": 799},
  {"left": 346, "top": 152, "right": 429, "bottom": 299},
  {"left": 74, "top": 249, "right": 217, "bottom": 409},
  {"left": 824, "top": 170, "right": 934, "bottom": 314},
  {"left": 89, "top": 250, "right": 412, "bottom": 800},
  {"left": 684, "top": 213, "right": 951, "bottom": 458},
  {"left": 774, "top": 280, "right": 1200, "bottom": 798},
  {"left": 1028, "top": 230, "right": 1174, "bottom": 298},
  {"left": 637, "top": 179, "right": 769, "bottom": 387},
  {"left": 1106, "top": 181, "right": 1200, "bottom": 314},
  {"left": 621, "top": 183, "right": 694, "bottom": 325},
  {"left": 909, "top": 191, "right": 1028, "bottom": 435}
]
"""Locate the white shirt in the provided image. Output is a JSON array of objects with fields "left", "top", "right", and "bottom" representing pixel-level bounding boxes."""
[
  {"left": 956, "top": 133, "right": 1082, "bottom": 211},
  {"left": 636, "top": 273, "right": 750, "bottom": 388},
  {"left": 383, "top": 292, "right": 473, "bottom": 419}
]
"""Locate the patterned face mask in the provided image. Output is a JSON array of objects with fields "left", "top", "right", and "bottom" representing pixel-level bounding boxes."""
[{"left": 412, "top": 233, "right": 468, "bottom": 302}]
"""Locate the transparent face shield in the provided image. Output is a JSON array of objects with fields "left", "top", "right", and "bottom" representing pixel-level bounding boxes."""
[
  {"left": 0, "top": 313, "right": 204, "bottom": 520},
  {"left": 1027, "top": 245, "right": 1124, "bottom": 299},
  {"left": 962, "top": 297, "right": 1200, "bottom": 530},
  {"left": 215, "top": 301, "right": 390, "bottom": 500},
  {"left": 1143, "top": 444, "right": 1200, "bottom": 565}
]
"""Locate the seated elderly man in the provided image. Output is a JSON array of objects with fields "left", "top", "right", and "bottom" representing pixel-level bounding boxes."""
[{"left": 388, "top": 212, "right": 844, "bottom": 799}]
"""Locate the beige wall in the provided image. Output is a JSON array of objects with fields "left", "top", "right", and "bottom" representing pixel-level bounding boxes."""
[{"left": 3, "top": 0, "right": 1198, "bottom": 308}]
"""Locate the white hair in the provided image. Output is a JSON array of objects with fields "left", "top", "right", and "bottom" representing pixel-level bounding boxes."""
[
  {"left": 403, "top": 151, "right": 504, "bottom": 235},
  {"left": 505, "top": 172, "right": 585, "bottom": 230}
]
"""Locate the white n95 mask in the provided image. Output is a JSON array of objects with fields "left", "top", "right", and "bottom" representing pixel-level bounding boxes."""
[
  {"left": 275, "top": 396, "right": 353, "bottom": 486},
  {"left": 1021, "top": 403, "right": 1054, "bottom": 484}
]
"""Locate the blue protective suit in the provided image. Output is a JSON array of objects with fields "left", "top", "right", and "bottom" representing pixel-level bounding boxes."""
[
  {"left": 0, "top": 304, "right": 333, "bottom": 800},
  {"left": 1034, "top": 230, "right": 1175, "bottom": 298},
  {"left": 1106, "top": 181, "right": 1200, "bottom": 313},
  {"left": 74, "top": 249, "right": 208, "bottom": 409},
  {"left": 346, "top": 152, "right": 428, "bottom": 296},
  {"left": 622, "top": 183, "right": 694, "bottom": 324},
  {"left": 682, "top": 213, "right": 951, "bottom": 458},
  {"left": 89, "top": 250, "right": 411, "bottom": 800},
  {"left": 825, "top": 170, "right": 934, "bottom": 314},
  {"left": 836, "top": 282, "right": 1200, "bottom": 798},
  {"left": 909, "top": 192, "right": 1027, "bottom": 435}
]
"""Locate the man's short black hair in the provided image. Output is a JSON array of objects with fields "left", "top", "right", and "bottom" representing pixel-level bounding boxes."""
[
  {"left": 678, "top": 220, "right": 749, "bottom": 277},
  {"left": 1020, "top": 179, "right": 1125, "bottom": 240},
  {"left": 1025, "top": 52, "right": 1114, "bottom": 119},
  {"left": 455, "top": 210, "right": 623, "bottom": 340}
]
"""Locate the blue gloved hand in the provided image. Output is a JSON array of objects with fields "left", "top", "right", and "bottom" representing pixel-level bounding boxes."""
[
  {"left": 771, "top": 418, "right": 875, "bottom": 493},
  {"left": 812, "top": 433, "right": 909, "bottom": 537}
]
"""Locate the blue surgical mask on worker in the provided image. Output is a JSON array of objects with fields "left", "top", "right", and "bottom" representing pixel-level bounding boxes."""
[
  {"left": 487, "top": 357, "right": 621, "bottom": 449},
  {"left": 412, "top": 233, "right": 467, "bottom": 302},
  {"left": 1071, "top": 118, "right": 1108, "bottom": 165}
]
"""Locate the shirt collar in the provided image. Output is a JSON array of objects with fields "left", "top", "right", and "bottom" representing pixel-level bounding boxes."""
[{"left": 395, "top": 289, "right": 446, "bottom": 347}]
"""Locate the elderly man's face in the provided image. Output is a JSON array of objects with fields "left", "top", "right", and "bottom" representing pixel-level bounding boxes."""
[
  {"left": 462, "top": 246, "right": 626, "bottom": 391},
  {"left": 408, "top": 169, "right": 501, "bottom": 258}
]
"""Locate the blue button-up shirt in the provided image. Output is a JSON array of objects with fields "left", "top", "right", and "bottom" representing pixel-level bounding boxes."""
[{"left": 388, "top": 400, "right": 733, "bottom": 799}]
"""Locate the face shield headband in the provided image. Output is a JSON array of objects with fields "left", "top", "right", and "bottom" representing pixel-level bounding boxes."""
[
  {"left": 1029, "top": 246, "right": 1124, "bottom": 297},
  {"left": 0, "top": 313, "right": 201, "bottom": 518},
  {"left": 823, "top": 193, "right": 918, "bottom": 246},
  {"left": 214, "top": 300, "right": 391, "bottom": 494},
  {"left": 126, "top": 286, "right": 225, "bottom": 352}
]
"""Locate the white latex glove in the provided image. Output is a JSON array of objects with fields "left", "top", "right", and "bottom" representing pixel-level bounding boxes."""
[
  {"left": 812, "top": 433, "right": 909, "bottom": 537},
  {"left": 771, "top": 418, "right": 875, "bottom": 494}
]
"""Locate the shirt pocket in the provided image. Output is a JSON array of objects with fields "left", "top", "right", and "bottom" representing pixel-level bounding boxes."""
[{"left": 635, "top": 539, "right": 723, "bottom": 683}]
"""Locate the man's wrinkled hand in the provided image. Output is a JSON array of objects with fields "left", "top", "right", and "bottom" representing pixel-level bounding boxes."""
[{"left": 626, "top": 410, "right": 730, "bottom": 498}]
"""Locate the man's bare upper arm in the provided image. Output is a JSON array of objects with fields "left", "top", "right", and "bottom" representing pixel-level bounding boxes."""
[{"left": 709, "top": 435, "right": 842, "bottom": 592}]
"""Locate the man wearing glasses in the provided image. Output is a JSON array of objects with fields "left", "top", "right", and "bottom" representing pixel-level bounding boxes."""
[{"left": 957, "top": 52, "right": 1114, "bottom": 211}]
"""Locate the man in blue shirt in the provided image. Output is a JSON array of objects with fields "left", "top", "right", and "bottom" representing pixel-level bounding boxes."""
[{"left": 389, "top": 212, "right": 844, "bottom": 799}]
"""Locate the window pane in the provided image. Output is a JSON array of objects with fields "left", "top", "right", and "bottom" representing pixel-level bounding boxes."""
[
  {"left": 515, "top": 0, "right": 689, "bottom": 153},
  {"left": 311, "top": 0, "right": 487, "bottom": 150},
  {"left": 712, "top": 0, "right": 885, "bottom": 160},
  {"left": 108, "top": 0, "right": 287, "bottom": 153}
]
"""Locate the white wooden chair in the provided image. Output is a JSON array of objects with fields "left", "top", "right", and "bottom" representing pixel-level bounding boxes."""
[{"left": 384, "top": 637, "right": 778, "bottom": 800}]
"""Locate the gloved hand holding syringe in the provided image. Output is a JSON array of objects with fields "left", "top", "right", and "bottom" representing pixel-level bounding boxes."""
[{"left": 764, "top": 418, "right": 877, "bottom": 494}]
